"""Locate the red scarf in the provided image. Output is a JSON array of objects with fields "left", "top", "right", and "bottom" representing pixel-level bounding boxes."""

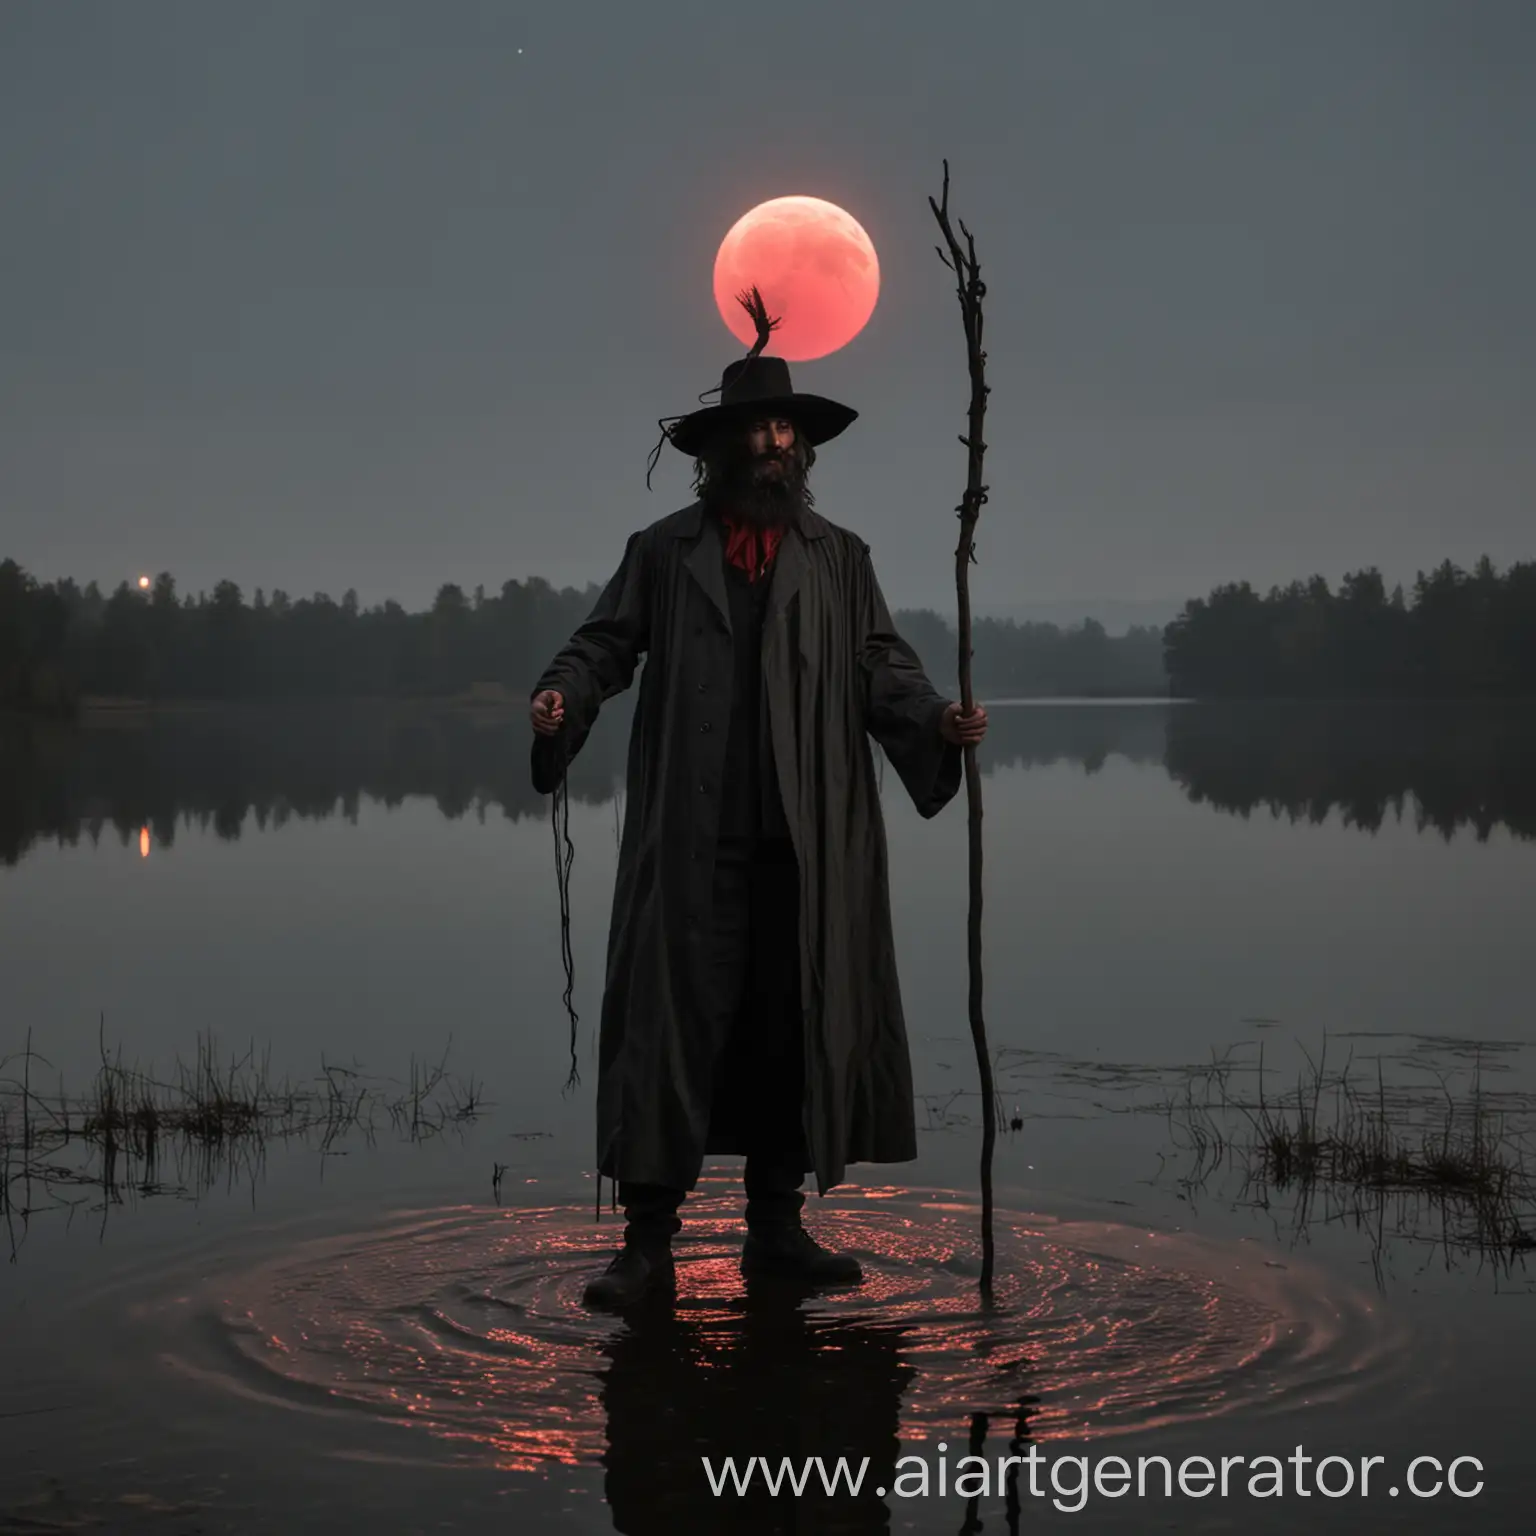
[{"left": 720, "top": 517, "right": 785, "bottom": 583}]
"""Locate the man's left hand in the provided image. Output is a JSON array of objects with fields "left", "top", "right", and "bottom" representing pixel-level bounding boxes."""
[{"left": 939, "top": 701, "right": 989, "bottom": 747}]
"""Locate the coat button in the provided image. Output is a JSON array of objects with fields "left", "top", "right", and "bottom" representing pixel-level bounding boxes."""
[
  {"left": 696, "top": 682, "right": 706, "bottom": 693},
  {"left": 700, "top": 721, "right": 711, "bottom": 733},
  {"left": 698, "top": 780, "right": 708, "bottom": 793}
]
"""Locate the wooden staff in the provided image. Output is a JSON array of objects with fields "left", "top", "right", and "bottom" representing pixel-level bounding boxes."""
[{"left": 929, "top": 160, "right": 997, "bottom": 1295}]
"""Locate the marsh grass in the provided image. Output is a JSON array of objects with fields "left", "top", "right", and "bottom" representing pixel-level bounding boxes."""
[
  {"left": 0, "top": 1017, "right": 487, "bottom": 1253},
  {"left": 930, "top": 1031, "right": 1535, "bottom": 1279},
  {"left": 1154, "top": 1037, "right": 1535, "bottom": 1274}
]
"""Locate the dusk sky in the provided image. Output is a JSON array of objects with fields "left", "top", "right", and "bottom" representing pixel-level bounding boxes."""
[{"left": 2, "top": 0, "right": 1532, "bottom": 622}]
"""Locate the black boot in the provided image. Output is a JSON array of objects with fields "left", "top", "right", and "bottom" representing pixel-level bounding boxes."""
[
  {"left": 583, "top": 1181, "right": 684, "bottom": 1311},
  {"left": 741, "top": 1221, "right": 863, "bottom": 1284},
  {"left": 582, "top": 1238, "right": 674, "bottom": 1311},
  {"left": 740, "top": 1155, "right": 860, "bottom": 1284}
]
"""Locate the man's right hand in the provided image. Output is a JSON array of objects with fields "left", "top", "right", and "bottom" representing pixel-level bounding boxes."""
[{"left": 530, "top": 689, "right": 566, "bottom": 736}]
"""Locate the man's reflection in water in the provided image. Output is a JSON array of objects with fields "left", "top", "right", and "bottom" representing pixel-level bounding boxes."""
[{"left": 598, "top": 1274, "right": 914, "bottom": 1533}]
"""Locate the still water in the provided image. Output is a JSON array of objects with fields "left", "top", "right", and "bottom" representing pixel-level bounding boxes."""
[{"left": 1, "top": 699, "right": 1533, "bottom": 1533}]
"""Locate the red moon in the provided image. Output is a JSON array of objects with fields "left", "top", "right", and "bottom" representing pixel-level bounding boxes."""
[{"left": 713, "top": 196, "right": 880, "bottom": 361}]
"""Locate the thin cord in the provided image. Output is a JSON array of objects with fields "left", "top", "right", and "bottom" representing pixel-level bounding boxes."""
[{"left": 551, "top": 756, "right": 580, "bottom": 1093}]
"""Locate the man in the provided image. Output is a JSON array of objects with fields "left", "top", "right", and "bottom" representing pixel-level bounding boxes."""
[{"left": 529, "top": 351, "right": 988, "bottom": 1310}]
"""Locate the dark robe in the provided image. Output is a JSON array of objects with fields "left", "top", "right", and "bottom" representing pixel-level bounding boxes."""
[{"left": 531, "top": 501, "right": 961, "bottom": 1194}]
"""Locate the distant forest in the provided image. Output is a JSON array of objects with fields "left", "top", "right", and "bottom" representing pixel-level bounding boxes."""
[
  {"left": 0, "top": 557, "right": 1162, "bottom": 715},
  {"left": 1164, "top": 556, "right": 1536, "bottom": 698},
  {"left": 1, "top": 553, "right": 1533, "bottom": 718}
]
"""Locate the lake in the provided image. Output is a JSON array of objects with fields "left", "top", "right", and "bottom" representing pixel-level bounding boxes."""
[{"left": 2, "top": 698, "right": 1533, "bottom": 1533}]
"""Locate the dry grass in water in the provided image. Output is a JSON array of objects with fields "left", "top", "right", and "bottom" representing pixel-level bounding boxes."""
[
  {"left": 0, "top": 1018, "right": 487, "bottom": 1251},
  {"left": 1157, "top": 1037, "right": 1535, "bottom": 1274},
  {"left": 971, "top": 1032, "right": 1535, "bottom": 1279}
]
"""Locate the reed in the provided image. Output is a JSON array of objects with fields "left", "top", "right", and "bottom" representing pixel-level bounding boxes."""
[
  {"left": 1165, "top": 1038, "right": 1534, "bottom": 1268},
  {"left": 0, "top": 1018, "right": 489, "bottom": 1250}
]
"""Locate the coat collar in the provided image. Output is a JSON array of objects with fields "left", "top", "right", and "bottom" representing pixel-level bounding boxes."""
[
  {"left": 670, "top": 500, "right": 830, "bottom": 542},
  {"left": 675, "top": 501, "right": 826, "bottom": 633}
]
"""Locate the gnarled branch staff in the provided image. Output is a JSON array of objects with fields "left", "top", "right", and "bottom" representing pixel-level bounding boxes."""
[{"left": 929, "top": 159, "right": 996, "bottom": 1295}]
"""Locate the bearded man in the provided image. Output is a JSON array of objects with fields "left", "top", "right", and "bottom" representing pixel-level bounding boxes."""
[{"left": 530, "top": 351, "right": 988, "bottom": 1310}]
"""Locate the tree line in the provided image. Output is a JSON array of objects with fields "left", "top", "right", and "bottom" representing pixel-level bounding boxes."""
[
  {"left": 2, "top": 553, "right": 1532, "bottom": 718},
  {"left": 0, "top": 559, "right": 1164, "bottom": 716},
  {"left": 1164, "top": 556, "right": 1536, "bottom": 697}
]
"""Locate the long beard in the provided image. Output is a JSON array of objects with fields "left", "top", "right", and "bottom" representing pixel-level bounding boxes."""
[{"left": 701, "top": 451, "right": 810, "bottom": 528}]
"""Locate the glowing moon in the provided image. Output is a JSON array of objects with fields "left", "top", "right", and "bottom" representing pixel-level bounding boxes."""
[{"left": 713, "top": 196, "right": 879, "bottom": 361}]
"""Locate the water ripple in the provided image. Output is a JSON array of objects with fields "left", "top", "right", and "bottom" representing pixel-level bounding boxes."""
[{"left": 142, "top": 1188, "right": 1409, "bottom": 1472}]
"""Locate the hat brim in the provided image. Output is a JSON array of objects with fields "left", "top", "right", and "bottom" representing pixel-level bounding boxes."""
[{"left": 667, "top": 394, "right": 857, "bottom": 458}]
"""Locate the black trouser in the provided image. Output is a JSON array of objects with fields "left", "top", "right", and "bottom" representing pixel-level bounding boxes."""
[{"left": 620, "top": 836, "right": 807, "bottom": 1242}]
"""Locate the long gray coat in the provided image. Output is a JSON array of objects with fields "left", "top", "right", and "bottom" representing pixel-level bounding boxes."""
[{"left": 532, "top": 501, "right": 961, "bottom": 1195}]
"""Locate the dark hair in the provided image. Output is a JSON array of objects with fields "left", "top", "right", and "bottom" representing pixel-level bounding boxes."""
[{"left": 691, "top": 421, "right": 817, "bottom": 507}]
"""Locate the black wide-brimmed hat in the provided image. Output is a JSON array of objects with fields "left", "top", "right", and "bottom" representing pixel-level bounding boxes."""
[
  {"left": 645, "top": 286, "right": 858, "bottom": 485},
  {"left": 665, "top": 354, "right": 858, "bottom": 458}
]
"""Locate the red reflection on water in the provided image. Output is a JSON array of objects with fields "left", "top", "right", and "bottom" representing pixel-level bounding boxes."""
[{"left": 153, "top": 1189, "right": 1402, "bottom": 1473}]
